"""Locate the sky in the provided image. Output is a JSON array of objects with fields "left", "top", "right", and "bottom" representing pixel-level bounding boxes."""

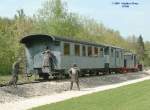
[{"left": 0, "top": 0, "right": 149, "bottom": 41}]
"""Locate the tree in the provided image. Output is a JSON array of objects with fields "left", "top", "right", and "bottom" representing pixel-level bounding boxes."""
[
  {"left": 136, "top": 35, "right": 145, "bottom": 63},
  {"left": 125, "top": 35, "right": 138, "bottom": 52},
  {"left": 0, "top": 18, "right": 15, "bottom": 74},
  {"left": 36, "top": 0, "right": 82, "bottom": 37}
]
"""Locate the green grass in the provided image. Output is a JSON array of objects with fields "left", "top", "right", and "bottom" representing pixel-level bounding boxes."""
[{"left": 31, "top": 80, "right": 150, "bottom": 110}]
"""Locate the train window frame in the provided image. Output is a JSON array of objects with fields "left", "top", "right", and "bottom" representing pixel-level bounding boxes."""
[
  {"left": 100, "top": 48, "right": 104, "bottom": 57},
  {"left": 54, "top": 41, "right": 60, "bottom": 46},
  {"left": 88, "top": 46, "right": 92, "bottom": 57},
  {"left": 116, "top": 51, "right": 119, "bottom": 58},
  {"left": 111, "top": 48, "right": 114, "bottom": 57},
  {"left": 104, "top": 47, "right": 109, "bottom": 55},
  {"left": 63, "top": 43, "right": 70, "bottom": 56},
  {"left": 120, "top": 51, "right": 123, "bottom": 59},
  {"left": 93, "top": 47, "right": 99, "bottom": 57},
  {"left": 131, "top": 55, "right": 134, "bottom": 60},
  {"left": 82, "top": 45, "right": 86, "bottom": 56},
  {"left": 75, "top": 44, "right": 80, "bottom": 56}
]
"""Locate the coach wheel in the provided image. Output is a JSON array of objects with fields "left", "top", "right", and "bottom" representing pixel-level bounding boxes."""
[{"left": 43, "top": 73, "right": 49, "bottom": 80}]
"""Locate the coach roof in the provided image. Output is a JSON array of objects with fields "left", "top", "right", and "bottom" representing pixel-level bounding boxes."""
[{"left": 20, "top": 34, "right": 124, "bottom": 49}]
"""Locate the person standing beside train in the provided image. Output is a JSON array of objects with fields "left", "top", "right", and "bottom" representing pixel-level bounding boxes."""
[
  {"left": 68, "top": 64, "right": 80, "bottom": 90},
  {"left": 8, "top": 58, "right": 21, "bottom": 87},
  {"left": 42, "top": 46, "right": 53, "bottom": 75}
]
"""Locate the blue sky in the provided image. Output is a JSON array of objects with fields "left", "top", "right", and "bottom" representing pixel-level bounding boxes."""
[{"left": 0, "top": 0, "right": 149, "bottom": 41}]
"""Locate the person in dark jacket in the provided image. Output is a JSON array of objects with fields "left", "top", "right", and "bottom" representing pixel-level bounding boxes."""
[
  {"left": 42, "top": 46, "right": 53, "bottom": 74},
  {"left": 68, "top": 64, "right": 80, "bottom": 90},
  {"left": 8, "top": 58, "right": 21, "bottom": 87}
]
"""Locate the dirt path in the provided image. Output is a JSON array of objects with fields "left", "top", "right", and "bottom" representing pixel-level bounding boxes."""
[{"left": 0, "top": 70, "right": 150, "bottom": 110}]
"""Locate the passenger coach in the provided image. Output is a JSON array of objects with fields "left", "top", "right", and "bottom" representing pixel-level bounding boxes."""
[
  {"left": 20, "top": 34, "right": 137, "bottom": 79},
  {"left": 123, "top": 52, "right": 138, "bottom": 72}
]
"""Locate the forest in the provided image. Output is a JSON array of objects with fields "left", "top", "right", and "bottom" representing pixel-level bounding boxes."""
[{"left": 0, "top": 0, "right": 150, "bottom": 75}]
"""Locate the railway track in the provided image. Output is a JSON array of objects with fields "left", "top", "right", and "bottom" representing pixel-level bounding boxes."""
[
  {"left": 0, "top": 81, "right": 41, "bottom": 87},
  {"left": 0, "top": 73, "right": 104, "bottom": 87},
  {"left": 0, "top": 70, "right": 149, "bottom": 88}
]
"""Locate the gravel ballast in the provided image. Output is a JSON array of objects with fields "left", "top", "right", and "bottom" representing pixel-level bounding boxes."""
[{"left": 0, "top": 71, "right": 149, "bottom": 104}]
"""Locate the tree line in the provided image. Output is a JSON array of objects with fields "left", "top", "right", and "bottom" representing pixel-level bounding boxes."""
[{"left": 0, "top": 0, "right": 149, "bottom": 75}]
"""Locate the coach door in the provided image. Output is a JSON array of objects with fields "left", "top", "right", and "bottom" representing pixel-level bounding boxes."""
[
  {"left": 115, "top": 50, "right": 120, "bottom": 67},
  {"left": 124, "top": 59, "right": 127, "bottom": 68},
  {"left": 33, "top": 53, "right": 43, "bottom": 69},
  {"left": 114, "top": 50, "right": 117, "bottom": 67}
]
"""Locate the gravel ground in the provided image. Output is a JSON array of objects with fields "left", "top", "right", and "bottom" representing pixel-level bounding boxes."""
[{"left": 0, "top": 71, "right": 149, "bottom": 104}]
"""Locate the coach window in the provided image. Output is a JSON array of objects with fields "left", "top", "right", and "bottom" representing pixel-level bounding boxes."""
[
  {"left": 131, "top": 55, "right": 133, "bottom": 60},
  {"left": 100, "top": 48, "right": 104, "bottom": 57},
  {"left": 116, "top": 51, "right": 119, "bottom": 58},
  {"left": 94, "top": 47, "right": 98, "bottom": 56},
  {"left": 111, "top": 48, "right": 114, "bottom": 57},
  {"left": 64, "top": 43, "right": 70, "bottom": 55},
  {"left": 88, "top": 46, "right": 92, "bottom": 56},
  {"left": 120, "top": 51, "right": 123, "bottom": 58},
  {"left": 75, "top": 44, "right": 80, "bottom": 56},
  {"left": 54, "top": 41, "right": 60, "bottom": 46},
  {"left": 104, "top": 47, "right": 109, "bottom": 55},
  {"left": 82, "top": 45, "right": 86, "bottom": 56}
]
